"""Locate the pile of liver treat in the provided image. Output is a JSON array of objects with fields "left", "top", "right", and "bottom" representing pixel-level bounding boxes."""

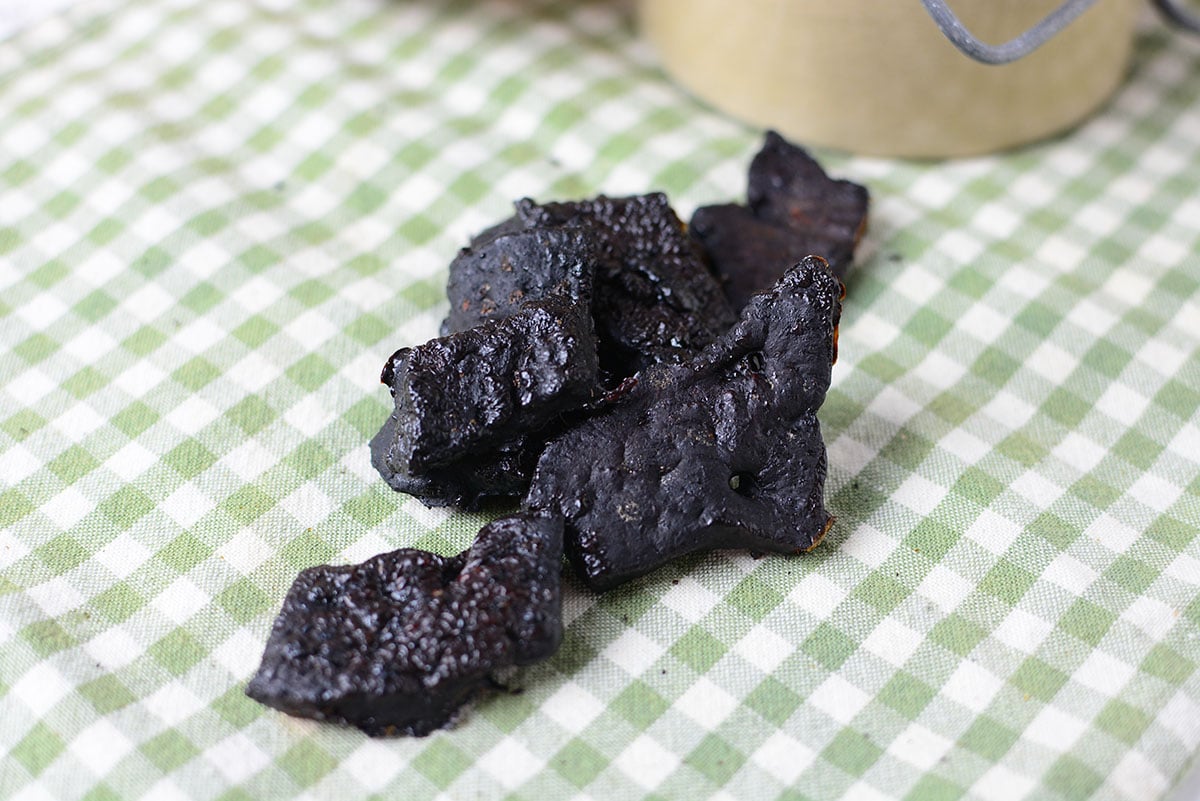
[{"left": 246, "top": 132, "right": 869, "bottom": 736}]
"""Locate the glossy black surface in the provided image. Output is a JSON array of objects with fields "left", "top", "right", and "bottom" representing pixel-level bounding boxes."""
[{"left": 246, "top": 512, "right": 564, "bottom": 736}]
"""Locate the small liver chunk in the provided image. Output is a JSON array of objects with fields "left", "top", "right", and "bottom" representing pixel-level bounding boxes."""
[
  {"left": 371, "top": 287, "right": 598, "bottom": 506},
  {"left": 245, "top": 512, "right": 564, "bottom": 736}
]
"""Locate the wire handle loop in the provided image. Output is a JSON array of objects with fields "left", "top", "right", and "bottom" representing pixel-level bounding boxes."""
[
  {"left": 920, "top": 0, "right": 1099, "bottom": 64},
  {"left": 922, "top": 0, "right": 1200, "bottom": 64},
  {"left": 1154, "top": 0, "right": 1200, "bottom": 33}
]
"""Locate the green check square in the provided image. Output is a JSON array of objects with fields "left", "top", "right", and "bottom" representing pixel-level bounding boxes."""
[
  {"left": 745, "top": 676, "right": 801, "bottom": 725},
  {"left": 551, "top": 739, "right": 607, "bottom": 787},
  {"left": 821, "top": 729, "right": 882, "bottom": 778},
  {"left": 877, "top": 672, "right": 935, "bottom": 718},
  {"left": 78, "top": 674, "right": 137, "bottom": 714},
  {"left": 149, "top": 629, "right": 207, "bottom": 675},
  {"left": 277, "top": 740, "right": 337, "bottom": 787},
  {"left": 903, "top": 774, "right": 962, "bottom": 801},
  {"left": 99, "top": 486, "right": 155, "bottom": 528},
  {"left": 412, "top": 739, "right": 473, "bottom": 789},
  {"left": 685, "top": 734, "right": 745, "bottom": 786},
  {"left": 1044, "top": 754, "right": 1103, "bottom": 799},
  {"left": 611, "top": 680, "right": 669, "bottom": 728},
  {"left": 10, "top": 722, "right": 65, "bottom": 777},
  {"left": 141, "top": 730, "right": 201, "bottom": 772}
]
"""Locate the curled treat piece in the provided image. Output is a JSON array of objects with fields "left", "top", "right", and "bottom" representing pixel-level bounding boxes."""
[
  {"left": 691, "top": 131, "right": 868, "bottom": 310},
  {"left": 246, "top": 512, "right": 564, "bottom": 736},
  {"left": 526, "top": 256, "right": 843, "bottom": 591},
  {"left": 376, "top": 288, "right": 599, "bottom": 483},
  {"left": 483, "top": 193, "right": 736, "bottom": 376}
]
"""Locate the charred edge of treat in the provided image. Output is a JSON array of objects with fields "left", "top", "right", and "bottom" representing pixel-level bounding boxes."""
[
  {"left": 802, "top": 515, "right": 836, "bottom": 554},
  {"left": 831, "top": 270, "right": 846, "bottom": 364},
  {"left": 380, "top": 347, "right": 408, "bottom": 389}
]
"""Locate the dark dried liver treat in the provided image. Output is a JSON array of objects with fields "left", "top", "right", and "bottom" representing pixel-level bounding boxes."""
[
  {"left": 370, "top": 413, "right": 540, "bottom": 509},
  {"left": 690, "top": 204, "right": 811, "bottom": 312},
  {"left": 378, "top": 290, "right": 599, "bottom": 478},
  {"left": 691, "top": 131, "right": 868, "bottom": 309},
  {"left": 747, "top": 131, "right": 870, "bottom": 245},
  {"left": 485, "top": 193, "right": 736, "bottom": 375},
  {"left": 526, "top": 256, "right": 843, "bottom": 591},
  {"left": 246, "top": 512, "right": 564, "bottom": 736},
  {"left": 441, "top": 226, "right": 597, "bottom": 335}
]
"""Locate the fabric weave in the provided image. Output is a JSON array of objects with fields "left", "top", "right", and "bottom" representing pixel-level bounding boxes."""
[{"left": 1, "top": 1, "right": 1198, "bottom": 799}]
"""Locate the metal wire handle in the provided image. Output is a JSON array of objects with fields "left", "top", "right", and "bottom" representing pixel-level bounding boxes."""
[
  {"left": 922, "top": 0, "right": 1200, "bottom": 64},
  {"left": 1154, "top": 0, "right": 1200, "bottom": 33}
]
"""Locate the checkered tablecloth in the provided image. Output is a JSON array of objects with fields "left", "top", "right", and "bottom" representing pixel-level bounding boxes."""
[{"left": 2, "top": 1, "right": 1199, "bottom": 799}]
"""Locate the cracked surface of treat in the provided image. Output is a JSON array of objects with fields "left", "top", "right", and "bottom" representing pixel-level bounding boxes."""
[
  {"left": 492, "top": 193, "right": 736, "bottom": 375},
  {"left": 691, "top": 131, "right": 868, "bottom": 309},
  {"left": 245, "top": 512, "right": 564, "bottom": 736},
  {"left": 526, "top": 256, "right": 842, "bottom": 591}
]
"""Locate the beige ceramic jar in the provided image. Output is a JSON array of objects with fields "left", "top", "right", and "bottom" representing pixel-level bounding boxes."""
[{"left": 639, "top": 0, "right": 1139, "bottom": 157}]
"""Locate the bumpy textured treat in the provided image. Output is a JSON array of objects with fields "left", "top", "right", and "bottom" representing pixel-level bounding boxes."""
[
  {"left": 441, "top": 226, "right": 597, "bottom": 335},
  {"left": 369, "top": 414, "right": 540, "bottom": 509},
  {"left": 375, "top": 289, "right": 598, "bottom": 482},
  {"left": 485, "top": 193, "right": 736, "bottom": 376},
  {"left": 246, "top": 512, "right": 564, "bottom": 736},
  {"left": 526, "top": 256, "right": 843, "bottom": 591},
  {"left": 384, "top": 192, "right": 734, "bottom": 508},
  {"left": 691, "top": 131, "right": 868, "bottom": 309}
]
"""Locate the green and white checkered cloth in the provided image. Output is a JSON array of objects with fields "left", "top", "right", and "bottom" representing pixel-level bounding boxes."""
[{"left": 2, "top": 1, "right": 1198, "bottom": 799}]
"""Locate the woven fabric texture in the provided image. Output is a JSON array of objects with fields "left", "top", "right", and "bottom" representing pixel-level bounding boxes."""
[{"left": 2, "top": 1, "right": 1198, "bottom": 799}]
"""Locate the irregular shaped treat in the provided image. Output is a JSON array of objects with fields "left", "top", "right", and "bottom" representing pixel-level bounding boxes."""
[
  {"left": 441, "top": 226, "right": 597, "bottom": 335},
  {"left": 526, "top": 256, "right": 842, "bottom": 591},
  {"left": 370, "top": 413, "right": 540, "bottom": 509},
  {"left": 689, "top": 205, "right": 808, "bottom": 311},
  {"left": 486, "top": 193, "right": 736, "bottom": 375},
  {"left": 246, "top": 512, "right": 564, "bottom": 736},
  {"left": 691, "top": 131, "right": 868, "bottom": 309},
  {"left": 377, "top": 289, "right": 599, "bottom": 479},
  {"left": 747, "top": 131, "right": 870, "bottom": 246}
]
